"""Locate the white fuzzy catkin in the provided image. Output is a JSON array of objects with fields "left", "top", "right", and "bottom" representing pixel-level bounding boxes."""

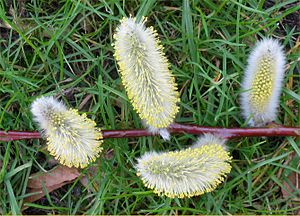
[
  {"left": 113, "top": 17, "right": 179, "bottom": 140},
  {"left": 241, "top": 38, "right": 285, "bottom": 126},
  {"left": 31, "top": 96, "right": 103, "bottom": 168},
  {"left": 142, "top": 121, "right": 171, "bottom": 141},
  {"left": 136, "top": 137, "right": 232, "bottom": 198},
  {"left": 192, "top": 133, "right": 227, "bottom": 150}
]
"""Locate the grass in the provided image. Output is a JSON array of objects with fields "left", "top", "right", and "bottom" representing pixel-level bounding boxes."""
[{"left": 0, "top": 0, "right": 300, "bottom": 214}]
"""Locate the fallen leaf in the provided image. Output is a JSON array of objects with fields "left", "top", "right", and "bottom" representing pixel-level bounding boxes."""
[
  {"left": 278, "top": 151, "right": 300, "bottom": 201},
  {"left": 278, "top": 151, "right": 300, "bottom": 214},
  {"left": 281, "top": 170, "right": 300, "bottom": 201},
  {"left": 24, "top": 165, "right": 80, "bottom": 203}
]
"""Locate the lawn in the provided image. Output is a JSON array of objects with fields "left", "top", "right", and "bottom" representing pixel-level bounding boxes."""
[{"left": 0, "top": 0, "right": 299, "bottom": 214}]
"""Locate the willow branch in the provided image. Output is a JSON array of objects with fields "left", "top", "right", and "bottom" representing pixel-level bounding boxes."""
[{"left": 1, "top": 123, "right": 300, "bottom": 141}]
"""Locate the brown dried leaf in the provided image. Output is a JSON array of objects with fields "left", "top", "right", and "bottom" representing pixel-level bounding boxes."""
[
  {"left": 281, "top": 171, "right": 300, "bottom": 201},
  {"left": 25, "top": 165, "right": 80, "bottom": 203},
  {"left": 275, "top": 150, "right": 300, "bottom": 215}
]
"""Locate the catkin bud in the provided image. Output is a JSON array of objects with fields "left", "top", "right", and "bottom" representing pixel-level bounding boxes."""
[{"left": 241, "top": 38, "right": 285, "bottom": 126}]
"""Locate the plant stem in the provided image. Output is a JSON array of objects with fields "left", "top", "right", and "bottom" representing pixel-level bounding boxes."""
[{"left": 1, "top": 123, "right": 300, "bottom": 141}]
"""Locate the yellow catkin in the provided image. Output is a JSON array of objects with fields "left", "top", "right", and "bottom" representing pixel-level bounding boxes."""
[
  {"left": 31, "top": 96, "right": 103, "bottom": 168},
  {"left": 136, "top": 144, "right": 232, "bottom": 198},
  {"left": 113, "top": 17, "right": 179, "bottom": 129},
  {"left": 240, "top": 38, "right": 285, "bottom": 126}
]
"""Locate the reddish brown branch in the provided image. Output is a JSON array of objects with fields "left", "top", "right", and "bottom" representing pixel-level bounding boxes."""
[
  {"left": 168, "top": 123, "right": 300, "bottom": 139},
  {"left": 1, "top": 123, "right": 300, "bottom": 141},
  {"left": 0, "top": 131, "right": 41, "bottom": 141}
]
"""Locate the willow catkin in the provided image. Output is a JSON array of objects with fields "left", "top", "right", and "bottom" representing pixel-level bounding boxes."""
[
  {"left": 31, "top": 96, "right": 103, "bottom": 168},
  {"left": 241, "top": 38, "right": 285, "bottom": 126},
  {"left": 136, "top": 134, "right": 232, "bottom": 198},
  {"left": 113, "top": 17, "right": 180, "bottom": 140}
]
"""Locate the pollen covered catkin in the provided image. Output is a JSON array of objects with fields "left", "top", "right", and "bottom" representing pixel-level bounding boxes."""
[
  {"left": 113, "top": 17, "right": 179, "bottom": 139},
  {"left": 241, "top": 38, "right": 285, "bottom": 126},
  {"left": 31, "top": 96, "right": 103, "bottom": 168},
  {"left": 136, "top": 134, "right": 232, "bottom": 198}
]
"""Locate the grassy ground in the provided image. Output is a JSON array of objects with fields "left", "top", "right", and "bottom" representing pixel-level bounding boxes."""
[{"left": 0, "top": 0, "right": 299, "bottom": 214}]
